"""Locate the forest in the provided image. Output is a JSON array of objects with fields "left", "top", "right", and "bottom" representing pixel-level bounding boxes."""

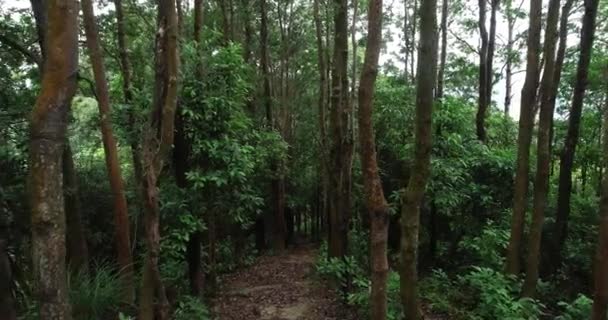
[{"left": 0, "top": 0, "right": 607, "bottom": 318}]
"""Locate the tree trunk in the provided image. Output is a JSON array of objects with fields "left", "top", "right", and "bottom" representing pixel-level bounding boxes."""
[
  {"left": 521, "top": 0, "right": 561, "bottom": 297},
  {"left": 476, "top": 0, "right": 488, "bottom": 142},
  {"left": 400, "top": 0, "right": 438, "bottom": 317},
  {"left": 81, "top": 0, "right": 135, "bottom": 302},
  {"left": 138, "top": 0, "right": 179, "bottom": 318},
  {"left": 591, "top": 61, "right": 608, "bottom": 320},
  {"left": 504, "top": 0, "right": 542, "bottom": 276},
  {"left": 436, "top": 0, "right": 448, "bottom": 100},
  {"left": 260, "top": 0, "right": 287, "bottom": 252},
  {"left": 63, "top": 144, "right": 89, "bottom": 273},
  {"left": 550, "top": 0, "right": 596, "bottom": 271},
  {"left": 504, "top": 0, "right": 514, "bottom": 115},
  {"left": 28, "top": 0, "right": 78, "bottom": 318},
  {"left": 113, "top": 0, "right": 145, "bottom": 255},
  {"left": 358, "top": 0, "right": 389, "bottom": 317},
  {"left": 350, "top": 0, "right": 359, "bottom": 103},
  {"left": 485, "top": 0, "right": 499, "bottom": 105},
  {"left": 314, "top": 0, "right": 330, "bottom": 248},
  {"left": 328, "top": 0, "right": 352, "bottom": 259},
  {"left": 0, "top": 239, "right": 16, "bottom": 320}
]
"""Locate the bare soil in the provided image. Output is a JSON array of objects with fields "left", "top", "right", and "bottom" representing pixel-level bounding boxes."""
[{"left": 213, "top": 245, "right": 357, "bottom": 320}]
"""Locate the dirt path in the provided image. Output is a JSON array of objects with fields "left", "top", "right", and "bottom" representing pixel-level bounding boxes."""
[{"left": 213, "top": 245, "right": 357, "bottom": 320}]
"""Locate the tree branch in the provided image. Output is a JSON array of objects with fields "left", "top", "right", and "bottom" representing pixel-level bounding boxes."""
[{"left": 0, "top": 33, "right": 42, "bottom": 69}]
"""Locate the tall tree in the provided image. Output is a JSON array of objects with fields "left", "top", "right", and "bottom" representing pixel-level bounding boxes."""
[
  {"left": 81, "top": 0, "right": 134, "bottom": 302},
  {"left": 260, "top": 0, "right": 287, "bottom": 251},
  {"left": 63, "top": 144, "right": 89, "bottom": 273},
  {"left": 551, "top": 0, "right": 597, "bottom": 271},
  {"left": 328, "top": 0, "right": 353, "bottom": 259},
  {"left": 504, "top": 0, "right": 542, "bottom": 275},
  {"left": 592, "top": 61, "right": 608, "bottom": 320},
  {"left": 436, "top": 0, "right": 448, "bottom": 100},
  {"left": 400, "top": 0, "right": 438, "bottom": 317},
  {"left": 28, "top": 0, "right": 79, "bottom": 317},
  {"left": 476, "top": 0, "right": 499, "bottom": 142},
  {"left": 503, "top": 0, "right": 515, "bottom": 115},
  {"left": 521, "top": 0, "right": 561, "bottom": 297},
  {"left": 358, "top": 0, "right": 388, "bottom": 317},
  {"left": 314, "top": 0, "right": 329, "bottom": 245},
  {"left": 138, "top": 0, "right": 179, "bottom": 318}
]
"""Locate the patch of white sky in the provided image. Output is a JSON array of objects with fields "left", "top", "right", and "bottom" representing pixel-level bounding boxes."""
[
  {"left": 377, "top": 0, "right": 584, "bottom": 120},
  {"left": 2, "top": 0, "right": 584, "bottom": 121}
]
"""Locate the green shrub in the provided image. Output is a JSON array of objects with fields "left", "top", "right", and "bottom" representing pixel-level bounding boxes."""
[
  {"left": 173, "top": 296, "right": 211, "bottom": 320},
  {"left": 69, "top": 263, "right": 124, "bottom": 320},
  {"left": 556, "top": 294, "right": 593, "bottom": 320},
  {"left": 457, "top": 267, "right": 543, "bottom": 320}
]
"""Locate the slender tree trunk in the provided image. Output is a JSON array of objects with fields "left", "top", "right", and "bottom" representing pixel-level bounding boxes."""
[
  {"left": 476, "top": 0, "right": 488, "bottom": 142},
  {"left": 28, "top": 0, "right": 78, "bottom": 318},
  {"left": 400, "top": 0, "right": 438, "bottom": 317},
  {"left": 181, "top": 0, "right": 205, "bottom": 298},
  {"left": 81, "top": 0, "right": 135, "bottom": 301},
  {"left": 314, "top": 0, "right": 330, "bottom": 247},
  {"left": 551, "top": 0, "right": 595, "bottom": 271},
  {"left": 260, "top": 0, "right": 287, "bottom": 251},
  {"left": 521, "top": 0, "right": 561, "bottom": 297},
  {"left": 351, "top": 0, "right": 359, "bottom": 103},
  {"left": 505, "top": 0, "right": 542, "bottom": 276},
  {"left": 592, "top": 61, "right": 608, "bottom": 320},
  {"left": 113, "top": 0, "right": 145, "bottom": 250},
  {"left": 63, "top": 144, "right": 89, "bottom": 273},
  {"left": 403, "top": 0, "right": 410, "bottom": 82},
  {"left": 358, "top": 0, "right": 389, "bottom": 317},
  {"left": 485, "top": 0, "right": 499, "bottom": 104},
  {"left": 436, "top": 0, "right": 448, "bottom": 100},
  {"left": 328, "top": 0, "right": 352, "bottom": 259},
  {"left": 504, "top": 0, "right": 514, "bottom": 115},
  {"left": 138, "top": 0, "right": 179, "bottom": 318},
  {"left": 0, "top": 239, "right": 16, "bottom": 320},
  {"left": 410, "top": 0, "right": 418, "bottom": 81}
]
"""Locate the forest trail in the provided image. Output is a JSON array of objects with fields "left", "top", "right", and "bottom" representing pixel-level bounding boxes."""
[{"left": 213, "top": 244, "right": 357, "bottom": 320}]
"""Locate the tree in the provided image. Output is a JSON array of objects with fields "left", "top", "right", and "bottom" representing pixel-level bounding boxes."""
[
  {"left": 28, "top": 0, "right": 79, "bottom": 318},
  {"left": 328, "top": 0, "right": 353, "bottom": 259},
  {"left": 521, "top": 0, "right": 562, "bottom": 297},
  {"left": 138, "top": 0, "right": 179, "bottom": 318},
  {"left": 476, "top": 0, "right": 499, "bottom": 142},
  {"left": 63, "top": 144, "right": 89, "bottom": 273},
  {"left": 592, "top": 61, "right": 608, "bottom": 320},
  {"left": 260, "top": 0, "right": 287, "bottom": 252},
  {"left": 358, "top": 0, "right": 388, "bottom": 317},
  {"left": 505, "top": 0, "right": 542, "bottom": 276},
  {"left": 436, "top": 0, "right": 448, "bottom": 100},
  {"left": 400, "top": 0, "right": 438, "bottom": 317},
  {"left": 551, "top": 0, "right": 598, "bottom": 271},
  {"left": 81, "top": 0, "right": 134, "bottom": 301}
]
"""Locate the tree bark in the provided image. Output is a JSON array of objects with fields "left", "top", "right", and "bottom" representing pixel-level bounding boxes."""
[
  {"left": 504, "top": 0, "right": 514, "bottom": 115},
  {"left": 260, "top": 0, "right": 287, "bottom": 252},
  {"left": 63, "top": 143, "right": 89, "bottom": 273},
  {"left": 28, "top": 0, "right": 79, "bottom": 318},
  {"left": 591, "top": 61, "right": 608, "bottom": 320},
  {"left": 0, "top": 239, "right": 16, "bottom": 320},
  {"left": 550, "top": 0, "right": 596, "bottom": 271},
  {"left": 81, "top": 0, "right": 135, "bottom": 302},
  {"left": 521, "top": 0, "right": 561, "bottom": 297},
  {"left": 328, "top": 0, "right": 353, "bottom": 259},
  {"left": 476, "top": 0, "right": 489, "bottom": 141},
  {"left": 314, "top": 0, "right": 330, "bottom": 247},
  {"left": 505, "top": 0, "right": 542, "bottom": 276},
  {"left": 436, "top": 0, "right": 448, "bottom": 100},
  {"left": 358, "top": 0, "right": 389, "bottom": 317},
  {"left": 138, "top": 0, "right": 179, "bottom": 318},
  {"left": 400, "top": 0, "right": 438, "bottom": 317}
]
